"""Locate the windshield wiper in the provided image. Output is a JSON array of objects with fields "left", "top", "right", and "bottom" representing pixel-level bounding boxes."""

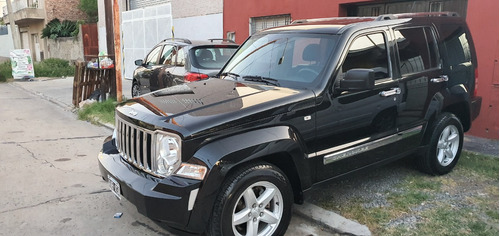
[
  {"left": 242, "top": 75, "right": 280, "bottom": 86},
  {"left": 220, "top": 72, "right": 241, "bottom": 80}
]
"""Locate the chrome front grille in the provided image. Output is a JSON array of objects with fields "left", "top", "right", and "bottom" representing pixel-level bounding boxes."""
[{"left": 116, "top": 116, "right": 155, "bottom": 173}]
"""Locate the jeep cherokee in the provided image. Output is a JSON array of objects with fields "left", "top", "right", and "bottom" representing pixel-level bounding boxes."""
[{"left": 98, "top": 12, "right": 482, "bottom": 235}]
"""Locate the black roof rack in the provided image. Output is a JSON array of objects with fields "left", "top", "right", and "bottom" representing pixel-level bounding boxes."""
[
  {"left": 376, "top": 12, "right": 460, "bottom": 21},
  {"left": 161, "top": 38, "right": 192, "bottom": 44},
  {"left": 208, "top": 38, "right": 236, "bottom": 43}
]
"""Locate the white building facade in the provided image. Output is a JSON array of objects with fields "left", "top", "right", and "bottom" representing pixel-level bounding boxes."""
[{"left": 98, "top": 0, "right": 223, "bottom": 80}]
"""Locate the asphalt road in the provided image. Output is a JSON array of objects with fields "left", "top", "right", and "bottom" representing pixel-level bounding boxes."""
[
  {"left": 0, "top": 80, "right": 341, "bottom": 235},
  {"left": 0, "top": 82, "right": 179, "bottom": 235}
]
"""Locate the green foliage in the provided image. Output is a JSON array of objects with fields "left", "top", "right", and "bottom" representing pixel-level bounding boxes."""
[
  {"left": 0, "top": 61, "right": 12, "bottom": 82},
  {"left": 1, "top": 59, "right": 74, "bottom": 80},
  {"left": 41, "top": 19, "right": 79, "bottom": 39},
  {"left": 34, "top": 58, "right": 75, "bottom": 77},
  {"left": 79, "top": 0, "right": 98, "bottom": 23},
  {"left": 78, "top": 99, "right": 117, "bottom": 125}
]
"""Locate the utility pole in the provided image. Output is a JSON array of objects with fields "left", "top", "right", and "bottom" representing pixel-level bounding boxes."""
[
  {"left": 6, "top": 0, "right": 21, "bottom": 49},
  {"left": 104, "top": 0, "right": 116, "bottom": 98},
  {"left": 112, "top": 0, "right": 122, "bottom": 102}
]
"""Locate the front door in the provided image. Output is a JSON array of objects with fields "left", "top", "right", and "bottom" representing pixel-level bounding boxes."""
[
  {"left": 137, "top": 45, "right": 163, "bottom": 94},
  {"left": 313, "top": 30, "right": 404, "bottom": 181}
]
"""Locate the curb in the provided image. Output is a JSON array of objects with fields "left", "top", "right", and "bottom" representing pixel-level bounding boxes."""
[{"left": 294, "top": 203, "right": 372, "bottom": 236}]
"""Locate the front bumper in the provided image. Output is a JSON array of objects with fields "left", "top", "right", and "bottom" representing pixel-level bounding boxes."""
[{"left": 97, "top": 143, "right": 201, "bottom": 231}]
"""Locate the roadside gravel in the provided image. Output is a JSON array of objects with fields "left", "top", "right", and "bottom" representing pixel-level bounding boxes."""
[{"left": 304, "top": 146, "right": 499, "bottom": 235}]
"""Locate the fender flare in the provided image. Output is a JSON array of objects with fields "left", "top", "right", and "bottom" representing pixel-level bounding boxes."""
[
  {"left": 185, "top": 125, "right": 311, "bottom": 232},
  {"left": 423, "top": 84, "right": 472, "bottom": 141}
]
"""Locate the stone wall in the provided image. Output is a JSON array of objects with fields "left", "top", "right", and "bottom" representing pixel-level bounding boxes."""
[{"left": 47, "top": 34, "right": 84, "bottom": 62}]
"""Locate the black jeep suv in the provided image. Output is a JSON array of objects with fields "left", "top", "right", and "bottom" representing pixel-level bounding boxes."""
[
  {"left": 131, "top": 38, "right": 238, "bottom": 97},
  {"left": 98, "top": 12, "right": 481, "bottom": 235}
]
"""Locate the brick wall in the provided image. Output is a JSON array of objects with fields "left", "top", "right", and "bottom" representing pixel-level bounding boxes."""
[{"left": 45, "top": 0, "right": 88, "bottom": 21}]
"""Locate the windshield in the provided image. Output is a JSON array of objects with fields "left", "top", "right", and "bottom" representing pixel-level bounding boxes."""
[{"left": 221, "top": 33, "right": 338, "bottom": 88}]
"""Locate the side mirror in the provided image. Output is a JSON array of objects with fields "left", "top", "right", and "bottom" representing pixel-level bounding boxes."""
[
  {"left": 135, "top": 59, "right": 144, "bottom": 66},
  {"left": 339, "top": 69, "right": 375, "bottom": 91}
]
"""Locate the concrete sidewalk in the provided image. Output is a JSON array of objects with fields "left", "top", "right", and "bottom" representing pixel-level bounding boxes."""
[{"left": 9, "top": 77, "right": 498, "bottom": 236}]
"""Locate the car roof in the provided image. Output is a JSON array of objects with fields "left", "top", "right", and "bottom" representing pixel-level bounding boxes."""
[
  {"left": 158, "top": 38, "right": 238, "bottom": 47},
  {"left": 261, "top": 12, "right": 464, "bottom": 35}
]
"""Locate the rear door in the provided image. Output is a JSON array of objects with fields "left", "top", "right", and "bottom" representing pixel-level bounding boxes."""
[{"left": 392, "top": 26, "right": 442, "bottom": 149}]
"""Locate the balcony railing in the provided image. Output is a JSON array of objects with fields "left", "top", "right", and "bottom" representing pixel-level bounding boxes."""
[
  {"left": 3, "top": 0, "right": 44, "bottom": 24},
  {"left": 11, "top": 0, "right": 40, "bottom": 12}
]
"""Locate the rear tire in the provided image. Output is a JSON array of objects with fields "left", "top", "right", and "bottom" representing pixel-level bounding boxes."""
[
  {"left": 417, "top": 112, "right": 464, "bottom": 175},
  {"left": 208, "top": 162, "right": 293, "bottom": 236}
]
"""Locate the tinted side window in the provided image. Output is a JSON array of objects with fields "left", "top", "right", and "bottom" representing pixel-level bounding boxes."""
[
  {"left": 342, "top": 33, "right": 389, "bottom": 80},
  {"left": 438, "top": 25, "right": 474, "bottom": 87},
  {"left": 145, "top": 46, "right": 162, "bottom": 65},
  {"left": 442, "top": 26, "right": 471, "bottom": 65},
  {"left": 396, "top": 27, "right": 439, "bottom": 75},
  {"left": 176, "top": 47, "right": 186, "bottom": 67},
  {"left": 159, "top": 45, "right": 176, "bottom": 65}
]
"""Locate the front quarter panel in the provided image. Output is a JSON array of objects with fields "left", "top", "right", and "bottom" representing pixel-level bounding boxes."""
[{"left": 185, "top": 126, "right": 311, "bottom": 232}]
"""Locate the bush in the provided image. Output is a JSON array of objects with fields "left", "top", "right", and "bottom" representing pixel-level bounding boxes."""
[
  {"left": 0, "top": 61, "right": 12, "bottom": 82},
  {"left": 34, "top": 58, "right": 75, "bottom": 77},
  {"left": 41, "top": 19, "right": 79, "bottom": 39},
  {"left": 0, "top": 58, "right": 74, "bottom": 80}
]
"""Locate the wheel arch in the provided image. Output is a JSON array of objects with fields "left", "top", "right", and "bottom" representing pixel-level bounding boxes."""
[
  {"left": 185, "top": 125, "right": 311, "bottom": 232},
  {"left": 423, "top": 85, "right": 472, "bottom": 144}
]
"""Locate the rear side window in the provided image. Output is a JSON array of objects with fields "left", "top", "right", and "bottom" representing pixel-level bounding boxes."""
[
  {"left": 441, "top": 26, "right": 472, "bottom": 66},
  {"left": 191, "top": 47, "right": 238, "bottom": 69},
  {"left": 438, "top": 25, "right": 474, "bottom": 87},
  {"left": 395, "top": 27, "right": 439, "bottom": 75}
]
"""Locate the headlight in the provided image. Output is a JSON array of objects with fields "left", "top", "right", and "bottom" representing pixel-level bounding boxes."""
[
  {"left": 175, "top": 163, "right": 207, "bottom": 180},
  {"left": 155, "top": 132, "right": 182, "bottom": 177}
]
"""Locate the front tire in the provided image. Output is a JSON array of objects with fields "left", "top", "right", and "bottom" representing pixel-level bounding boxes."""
[
  {"left": 209, "top": 163, "right": 293, "bottom": 236},
  {"left": 131, "top": 81, "right": 140, "bottom": 97},
  {"left": 417, "top": 112, "right": 464, "bottom": 175}
]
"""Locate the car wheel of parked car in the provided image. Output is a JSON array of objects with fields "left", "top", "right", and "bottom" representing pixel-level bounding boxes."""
[
  {"left": 209, "top": 163, "right": 293, "bottom": 236},
  {"left": 417, "top": 112, "right": 464, "bottom": 175},
  {"left": 132, "top": 81, "right": 140, "bottom": 97}
]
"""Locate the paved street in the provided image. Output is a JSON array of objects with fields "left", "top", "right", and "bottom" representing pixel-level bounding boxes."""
[
  {"left": 0, "top": 80, "right": 343, "bottom": 236},
  {"left": 0, "top": 82, "right": 181, "bottom": 235}
]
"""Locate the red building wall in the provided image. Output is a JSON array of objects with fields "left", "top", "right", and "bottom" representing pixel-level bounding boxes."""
[
  {"left": 465, "top": 0, "right": 499, "bottom": 139},
  {"left": 223, "top": 0, "right": 499, "bottom": 139}
]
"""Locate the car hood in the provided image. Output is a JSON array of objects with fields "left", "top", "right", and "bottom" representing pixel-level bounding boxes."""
[{"left": 117, "top": 78, "right": 315, "bottom": 138}]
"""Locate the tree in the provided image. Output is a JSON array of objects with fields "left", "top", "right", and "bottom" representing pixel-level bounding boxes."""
[{"left": 79, "top": 0, "right": 98, "bottom": 23}]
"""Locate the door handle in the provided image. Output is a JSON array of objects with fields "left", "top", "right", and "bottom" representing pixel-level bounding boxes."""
[
  {"left": 380, "top": 88, "right": 401, "bottom": 97},
  {"left": 431, "top": 75, "right": 449, "bottom": 83}
]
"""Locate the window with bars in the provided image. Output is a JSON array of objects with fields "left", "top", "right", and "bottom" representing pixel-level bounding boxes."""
[
  {"left": 250, "top": 14, "right": 292, "bottom": 35},
  {"left": 429, "top": 1, "right": 443, "bottom": 12}
]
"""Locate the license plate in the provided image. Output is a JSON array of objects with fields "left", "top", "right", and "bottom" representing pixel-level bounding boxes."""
[{"left": 108, "top": 175, "right": 121, "bottom": 200}]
